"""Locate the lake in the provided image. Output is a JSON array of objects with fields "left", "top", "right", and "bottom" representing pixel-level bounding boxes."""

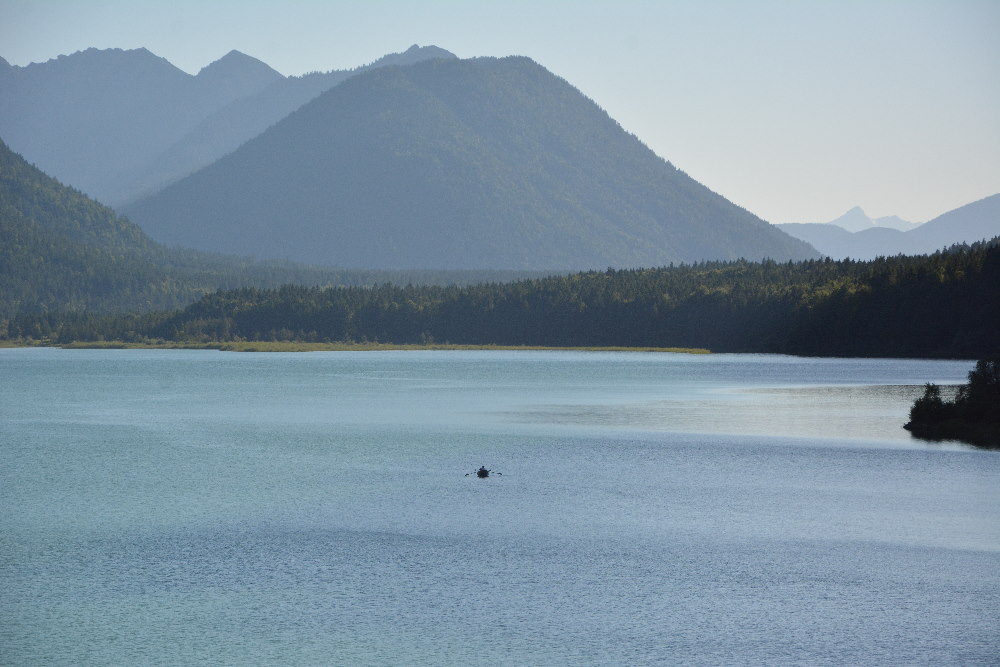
[{"left": 2, "top": 349, "right": 998, "bottom": 665}]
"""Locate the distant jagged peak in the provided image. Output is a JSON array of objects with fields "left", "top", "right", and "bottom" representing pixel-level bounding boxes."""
[
  {"left": 13, "top": 46, "right": 188, "bottom": 80},
  {"left": 366, "top": 44, "right": 458, "bottom": 69},
  {"left": 196, "top": 49, "right": 284, "bottom": 83},
  {"left": 827, "top": 206, "right": 873, "bottom": 232},
  {"left": 825, "top": 207, "right": 920, "bottom": 232},
  {"left": 402, "top": 43, "right": 458, "bottom": 59},
  {"left": 60, "top": 46, "right": 164, "bottom": 64}
]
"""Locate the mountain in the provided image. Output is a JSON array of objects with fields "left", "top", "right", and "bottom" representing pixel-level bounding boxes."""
[
  {"left": 0, "top": 139, "right": 525, "bottom": 323},
  {"left": 908, "top": 193, "right": 1000, "bottom": 252},
  {"left": 794, "top": 206, "right": 920, "bottom": 233},
  {"left": 125, "top": 56, "right": 818, "bottom": 271},
  {"left": 119, "top": 44, "right": 457, "bottom": 205},
  {"left": 1, "top": 135, "right": 184, "bottom": 317},
  {"left": 192, "top": 49, "right": 283, "bottom": 97},
  {"left": 873, "top": 215, "right": 918, "bottom": 232},
  {"left": 775, "top": 223, "right": 921, "bottom": 259},
  {"left": 0, "top": 45, "right": 455, "bottom": 206},
  {"left": 0, "top": 47, "right": 279, "bottom": 205},
  {"left": 776, "top": 194, "right": 1000, "bottom": 259},
  {"left": 826, "top": 206, "right": 879, "bottom": 233}
]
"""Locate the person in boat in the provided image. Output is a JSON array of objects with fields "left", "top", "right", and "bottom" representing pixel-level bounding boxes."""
[{"left": 466, "top": 466, "right": 500, "bottom": 477}]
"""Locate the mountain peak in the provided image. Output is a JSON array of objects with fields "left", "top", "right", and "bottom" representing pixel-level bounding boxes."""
[
  {"left": 126, "top": 55, "right": 818, "bottom": 269},
  {"left": 827, "top": 207, "right": 920, "bottom": 233},
  {"left": 196, "top": 49, "right": 283, "bottom": 82},
  {"left": 368, "top": 44, "right": 458, "bottom": 69},
  {"left": 828, "top": 206, "right": 873, "bottom": 232}
]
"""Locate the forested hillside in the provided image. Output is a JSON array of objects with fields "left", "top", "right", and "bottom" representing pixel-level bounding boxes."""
[
  {"left": 126, "top": 56, "right": 818, "bottom": 270},
  {"left": 12, "top": 238, "right": 997, "bottom": 359},
  {"left": 0, "top": 139, "right": 540, "bottom": 326}
]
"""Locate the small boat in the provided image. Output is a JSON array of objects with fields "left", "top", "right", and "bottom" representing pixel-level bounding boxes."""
[{"left": 467, "top": 466, "right": 501, "bottom": 478}]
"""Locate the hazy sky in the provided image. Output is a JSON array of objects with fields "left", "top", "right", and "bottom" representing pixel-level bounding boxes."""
[{"left": 2, "top": 0, "right": 997, "bottom": 223}]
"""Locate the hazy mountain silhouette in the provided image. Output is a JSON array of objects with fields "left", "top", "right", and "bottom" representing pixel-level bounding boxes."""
[
  {"left": 808, "top": 206, "right": 919, "bottom": 233},
  {"left": 193, "top": 49, "right": 283, "bottom": 94},
  {"left": 0, "top": 45, "right": 455, "bottom": 206},
  {"left": 0, "top": 47, "right": 280, "bottom": 205},
  {"left": 909, "top": 194, "right": 1000, "bottom": 250},
  {"left": 0, "top": 138, "right": 544, "bottom": 318},
  {"left": 872, "top": 215, "right": 917, "bottom": 232},
  {"left": 120, "top": 45, "right": 457, "bottom": 205},
  {"left": 125, "top": 56, "right": 818, "bottom": 270},
  {"left": 777, "top": 194, "right": 1000, "bottom": 259}
]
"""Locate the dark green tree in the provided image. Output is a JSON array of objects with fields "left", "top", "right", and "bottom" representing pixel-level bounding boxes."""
[{"left": 906, "top": 355, "right": 1000, "bottom": 448}]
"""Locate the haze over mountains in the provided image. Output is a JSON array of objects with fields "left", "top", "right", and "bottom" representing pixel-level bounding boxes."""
[
  {"left": 2, "top": 42, "right": 994, "bottom": 273},
  {"left": 0, "top": 45, "right": 454, "bottom": 206},
  {"left": 811, "top": 207, "right": 920, "bottom": 233},
  {"left": 120, "top": 45, "right": 458, "bottom": 206},
  {"left": 778, "top": 195, "right": 1000, "bottom": 260},
  {"left": 2, "top": 44, "right": 820, "bottom": 271},
  {"left": 0, "top": 137, "right": 538, "bottom": 319},
  {"left": 124, "top": 55, "right": 817, "bottom": 270}
]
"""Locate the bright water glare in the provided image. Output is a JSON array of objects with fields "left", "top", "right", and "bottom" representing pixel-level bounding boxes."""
[{"left": 1, "top": 349, "right": 998, "bottom": 665}]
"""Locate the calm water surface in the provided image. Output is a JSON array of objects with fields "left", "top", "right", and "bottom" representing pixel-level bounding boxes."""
[{"left": 1, "top": 349, "right": 998, "bottom": 665}]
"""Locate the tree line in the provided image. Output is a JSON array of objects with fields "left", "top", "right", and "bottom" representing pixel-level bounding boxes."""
[
  {"left": 7, "top": 238, "right": 998, "bottom": 359},
  {"left": 906, "top": 356, "right": 1000, "bottom": 447}
]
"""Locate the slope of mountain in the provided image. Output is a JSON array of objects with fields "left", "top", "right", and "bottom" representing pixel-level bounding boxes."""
[
  {"left": 873, "top": 215, "right": 918, "bottom": 232},
  {"left": 1, "top": 48, "right": 187, "bottom": 201},
  {"left": 1, "top": 135, "right": 182, "bottom": 316},
  {"left": 826, "top": 206, "right": 878, "bottom": 233},
  {"left": 126, "top": 56, "right": 818, "bottom": 271},
  {"left": 908, "top": 193, "right": 1000, "bottom": 251},
  {"left": 776, "top": 223, "right": 923, "bottom": 259},
  {"left": 777, "top": 194, "right": 1000, "bottom": 259},
  {"left": 792, "top": 206, "right": 920, "bottom": 233},
  {"left": 0, "top": 139, "right": 527, "bottom": 323},
  {"left": 0, "top": 47, "right": 281, "bottom": 205},
  {"left": 0, "top": 45, "right": 454, "bottom": 206},
  {"left": 119, "top": 45, "right": 457, "bottom": 205},
  {"left": 0, "top": 56, "right": 13, "bottom": 83},
  {"left": 192, "top": 49, "right": 283, "bottom": 99}
]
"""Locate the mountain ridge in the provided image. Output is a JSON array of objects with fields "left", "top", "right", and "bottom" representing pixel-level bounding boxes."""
[
  {"left": 0, "top": 45, "right": 457, "bottom": 206},
  {"left": 117, "top": 45, "right": 458, "bottom": 205},
  {"left": 125, "top": 55, "right": 818, "bottom": 270},
  {"left": 791, "top": 206, "right": 920, "bottom": 232},
  {"left": 776, "top": 193, "right": 1000, "bottom": 259},
  {"left": 0, "top": 138, "right": 539, "bottom": 321}
]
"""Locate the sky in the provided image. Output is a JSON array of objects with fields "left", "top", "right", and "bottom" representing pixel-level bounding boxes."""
[{"left": 1, "top": 0, "right": 998, "bottom": 224}]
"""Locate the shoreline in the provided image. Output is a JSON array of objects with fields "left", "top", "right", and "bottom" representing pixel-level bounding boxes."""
[{"left": 4, "top": 340, "right": 711, "bottom": 354}]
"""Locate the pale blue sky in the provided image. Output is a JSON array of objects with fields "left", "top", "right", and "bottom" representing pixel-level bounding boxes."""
[{"left": 2, "top": 0, "right": 997, "bottom": 223}]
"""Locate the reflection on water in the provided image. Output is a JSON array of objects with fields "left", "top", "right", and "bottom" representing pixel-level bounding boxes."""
[
  {"left": 1, "top": 349, "right": 997, "bottom": 665},
  {"left": 512, "top": 384, "right": 962, "bottom": 442}
]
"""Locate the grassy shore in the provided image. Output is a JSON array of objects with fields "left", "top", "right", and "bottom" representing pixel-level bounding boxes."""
[{"left": 49, "top": 340, "right": 710, "bottom": 354}]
